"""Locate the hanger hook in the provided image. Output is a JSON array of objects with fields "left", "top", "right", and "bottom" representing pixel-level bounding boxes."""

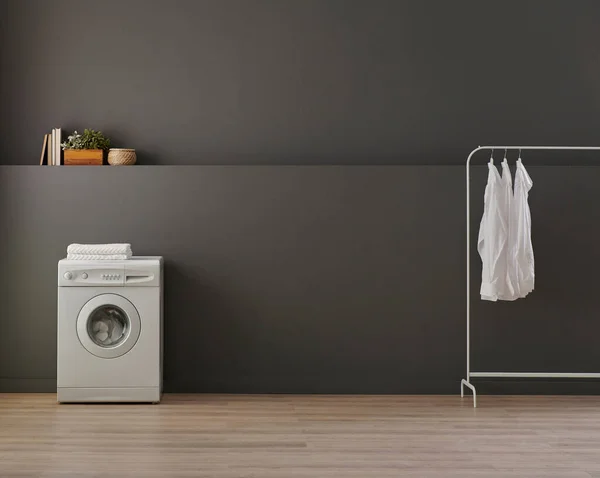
[
  {"left": 519, "top": 148, "right": 522, "bottom": 159},
  {"left": 490, "top": 148, "right": 494, "bottom": 160},
  {"left": 504, "top": 148, "right": 507, "bottom": 159}
]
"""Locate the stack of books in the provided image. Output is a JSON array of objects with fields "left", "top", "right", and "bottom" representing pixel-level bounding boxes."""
[{"left": 40, "top": 128, "right": 62, "bottom": 165}]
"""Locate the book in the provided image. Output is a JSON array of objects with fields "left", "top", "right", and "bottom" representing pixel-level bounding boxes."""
[
  {"left": 55, "top": 127, "right": 61, "bottom": 165},
  {"left": 40, "top": 134, "right": 48, "bottom": 165},
  {"left": 50, "top": 130, "right": 54, "bottom": 166},
  {"left": 47, "top": 133, "right": 51, "bottom": 164}
]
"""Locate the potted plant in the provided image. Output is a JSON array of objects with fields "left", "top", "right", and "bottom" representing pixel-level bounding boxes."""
[{"left": 62, "top": 129, "right": 111, "bottom": 165}]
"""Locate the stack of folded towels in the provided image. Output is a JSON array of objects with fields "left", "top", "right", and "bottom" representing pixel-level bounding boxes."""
[{"left": 67, "top": 243, "right": 133, "bottom": 261}]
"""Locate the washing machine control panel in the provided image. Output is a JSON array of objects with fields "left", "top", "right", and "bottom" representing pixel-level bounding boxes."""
[
  {"left": 59, "top": 258, "right": 162, "bottom": 288},
  {"left": 60, "top": 268, "right": 125, "bottom": 286}
]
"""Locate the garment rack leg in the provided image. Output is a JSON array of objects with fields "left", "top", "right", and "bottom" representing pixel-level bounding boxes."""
[{"left": 461, "top": 379, "right": 477, "bottom": 407}]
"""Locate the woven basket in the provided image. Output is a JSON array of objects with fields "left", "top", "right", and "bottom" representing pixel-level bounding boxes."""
[{"left": 108, "top": 148, "right": 137, "bottom": 166}]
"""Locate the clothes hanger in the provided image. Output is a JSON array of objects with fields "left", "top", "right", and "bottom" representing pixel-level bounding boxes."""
[
  {"left": 489, "top": 148, "right": 494, "bottom": 165},
  {"left": 502, "top": 148, "right": 508, "bottom": 164}
]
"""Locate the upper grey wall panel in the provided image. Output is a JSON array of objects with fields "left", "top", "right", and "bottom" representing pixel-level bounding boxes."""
[{"left": 2, "top": 0, "right": 600, "bottom": 165}]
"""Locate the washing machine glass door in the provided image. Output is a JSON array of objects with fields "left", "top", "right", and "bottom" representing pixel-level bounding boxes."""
[{"left": 77, "top": 294, "right": 141, "bottom": 359}]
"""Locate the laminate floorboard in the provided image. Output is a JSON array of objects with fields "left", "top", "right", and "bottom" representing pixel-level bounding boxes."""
[{"left": 1, "top": 394, "right": 600, "bottom": 477}]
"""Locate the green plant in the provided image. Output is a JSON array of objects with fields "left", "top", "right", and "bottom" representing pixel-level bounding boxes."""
[{"left": 61, "top": 129, "right": 111, "bottom": 152}]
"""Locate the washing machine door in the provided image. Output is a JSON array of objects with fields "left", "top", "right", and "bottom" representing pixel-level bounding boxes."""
[{"left": 76, "top": 294, "right": 141, "bottom": 359}]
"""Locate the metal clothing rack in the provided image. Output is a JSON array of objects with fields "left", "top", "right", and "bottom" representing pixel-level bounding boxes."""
[{"left": 461, "top": 145, "right": 600, "bottom": 408}]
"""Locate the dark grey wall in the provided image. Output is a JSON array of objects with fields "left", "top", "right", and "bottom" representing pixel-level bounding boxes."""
[
  {"left": 2, "top": 1, "right": 600, "bottom": 394},
  {"left": 3, "top": 165, "right": 600, "bottom": 394},
  {"left": 2, "top": 0, "right": 600, "bottom": 165}
]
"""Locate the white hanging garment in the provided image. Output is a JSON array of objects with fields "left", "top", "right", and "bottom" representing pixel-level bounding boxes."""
[
  {"left": 478, "top": 160, "right": 509, "bottom": 301},
  {"left": 498, "top": 158, "right": 518, "bottom": 301},
  {"left": 512, "top": 158, "right": 535, "bottom": 297}
]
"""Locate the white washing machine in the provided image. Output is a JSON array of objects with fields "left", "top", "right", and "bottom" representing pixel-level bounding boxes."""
[{"left": 57, "top": 257, "right": 163, "bottom": 403}]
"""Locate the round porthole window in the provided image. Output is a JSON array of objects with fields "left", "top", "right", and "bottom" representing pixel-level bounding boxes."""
[{"left": 77, "top": 294, "right": 141, "bottom": 359}]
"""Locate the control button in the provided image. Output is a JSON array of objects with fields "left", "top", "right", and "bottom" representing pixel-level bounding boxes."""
[
  {"left": 81, "top": 272, "right": 88, "bottom": 279},
  {"left": 102, "top": 274, "right": 107, "bottom": 279},
  {"left": 63, "top": 271, "right": 73, "bottom": 280}
]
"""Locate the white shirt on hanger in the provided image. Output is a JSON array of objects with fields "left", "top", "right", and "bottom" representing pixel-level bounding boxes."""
[
  {"left": 478, "top": 160, "right": 509, "bottom": 301},
  {"left": 512, "top": 158, "right": 535, "bottom": 297},
  {"left": 498, "top": 158, "right": 519, "bottom": 301}
]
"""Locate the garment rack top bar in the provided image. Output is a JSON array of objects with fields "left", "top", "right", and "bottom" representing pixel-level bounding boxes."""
[
  {"left": 475, "top": 146, "right": 600, "bottom": 151},
  {"left": 467, "top": 146, "right": 600, "bottom": 165}
]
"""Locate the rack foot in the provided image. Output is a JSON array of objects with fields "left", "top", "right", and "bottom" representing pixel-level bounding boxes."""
[{"left": 461, "top": 379, "right": 477, "bottom": 408}]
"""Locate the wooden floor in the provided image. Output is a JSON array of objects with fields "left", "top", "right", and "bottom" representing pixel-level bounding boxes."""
[{"left": 2, "top": 395, "right": 600, "bottom": 477}]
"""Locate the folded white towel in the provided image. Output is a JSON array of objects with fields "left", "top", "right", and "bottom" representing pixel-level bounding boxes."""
[
  {"left": 67, "top": 243, "right": 133, "bottom": 256},
  {"left": 67, "top": 254, "right": 130, "bottom": 261}
]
